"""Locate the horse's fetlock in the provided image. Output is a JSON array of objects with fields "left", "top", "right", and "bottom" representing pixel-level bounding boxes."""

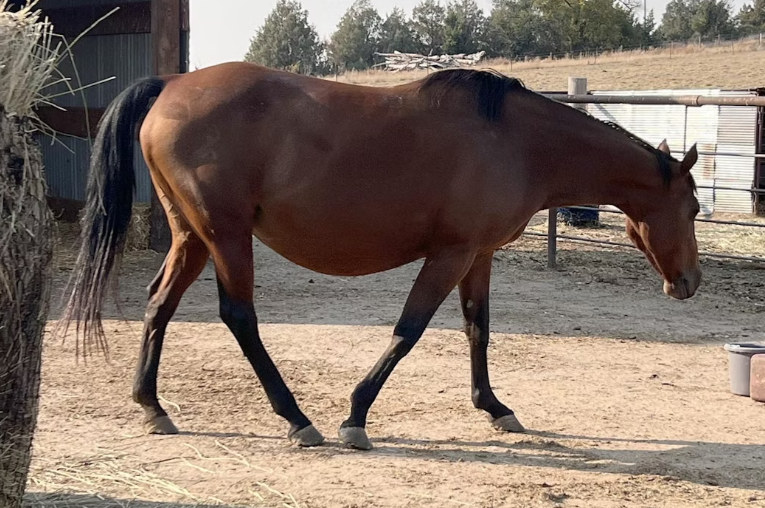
[{"left": 471, "top": 388, "right": 489, "bottom": 409}]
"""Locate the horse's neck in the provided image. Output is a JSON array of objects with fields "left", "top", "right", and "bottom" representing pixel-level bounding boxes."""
[{"left": 525, "top": 99, "right": 660, "bottom": 210}]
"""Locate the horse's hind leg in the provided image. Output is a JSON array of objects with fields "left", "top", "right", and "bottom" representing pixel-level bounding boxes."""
[
  {"left": 132, "top": 221, "right": 209, "bottom": 434},
  {"left": 209, "top": 232, "right": 324, "bottom": 447},
  {"left": 458, "top": 253, "right": 524, "bottom": 433}
]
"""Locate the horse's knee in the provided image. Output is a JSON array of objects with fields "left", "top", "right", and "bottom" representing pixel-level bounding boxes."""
[{"left": 144, "top": 294, "right": 175, "bottom": 327}]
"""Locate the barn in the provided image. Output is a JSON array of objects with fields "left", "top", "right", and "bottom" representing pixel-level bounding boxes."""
[{"left": 7, "top": 0, "right": 189, "bottom": 250}]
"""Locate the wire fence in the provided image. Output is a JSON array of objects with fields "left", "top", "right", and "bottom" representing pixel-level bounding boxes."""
[{"left": 535, "top": 93, "right": 765, "bottom": 268}]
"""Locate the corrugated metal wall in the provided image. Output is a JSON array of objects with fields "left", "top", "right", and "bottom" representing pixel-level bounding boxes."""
[
  {"left": 587, "top": 89, "right": 758, "bottom": 215},
  {"left": 41, "top": 0, "right": 153, "bottom": 203},
  {"left": 716, "top": 92, "right": 758, "bottom": 214}
]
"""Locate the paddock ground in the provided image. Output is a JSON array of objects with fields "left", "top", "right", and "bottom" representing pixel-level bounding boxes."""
[{"left": 26, "top": 219, "right": 765, "bottom": 508}]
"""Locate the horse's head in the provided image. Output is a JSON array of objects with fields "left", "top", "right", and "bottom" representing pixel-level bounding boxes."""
[{"left": 625, "top": 140, "right": 701, "bottom": 300}]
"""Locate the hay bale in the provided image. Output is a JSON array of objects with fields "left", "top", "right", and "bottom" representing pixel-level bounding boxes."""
[
  {"left": 126, "top": 203, "right": 151, "bottom": 251},
  {"left": 0, "top": 106, "right": 52, "bottom": 508},
  {"left": 76, "top": 203, "right": 151, "bottom": 251},
  {"left": 0, "top": 2, "right": 59, "bottom": 506}
]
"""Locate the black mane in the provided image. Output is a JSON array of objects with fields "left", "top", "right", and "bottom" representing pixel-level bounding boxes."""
[
  {"left": 566, "top": 103, "right": 690, "bottom": 188},
  {"left": 418, "top": 68, "right": 525, "bottom": 122},
  {"left": 600, "top": 120, "right": 678, "bottom": 185}
]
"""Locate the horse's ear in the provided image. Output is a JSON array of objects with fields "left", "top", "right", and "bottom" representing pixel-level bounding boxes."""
[
  {"left": 657, "top": 139, "right": 671, "bottom": 155},
  {"left": 681, "top": 144, "right": 698, "bottom": 174}
]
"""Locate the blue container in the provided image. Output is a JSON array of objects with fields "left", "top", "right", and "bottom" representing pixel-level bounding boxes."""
[{"left": 558, "top": 206, "right": 600, "bottom": 227}]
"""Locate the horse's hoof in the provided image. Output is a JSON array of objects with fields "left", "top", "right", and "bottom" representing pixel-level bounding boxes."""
[
  {"left": 338, "top": 426, "right": 373, "bottom": 450},
  {"left": 489, "top": 414, "right": 525, "bottom": 433},
  {"left": 144, "top": 415, "right": 179, "bottom": 435},
  {"left": 288, "top": 425, "right": 325, "bottom": 447}
]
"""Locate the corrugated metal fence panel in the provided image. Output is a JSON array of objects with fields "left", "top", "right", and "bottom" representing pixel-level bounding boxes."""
[
  {"left": 683, "top": 92, "right": 719, "bottom": 215},
  {"left": 38, "top": 133, "right": 152, "bottom": 203},
  {"left": 714, "top": 91, "right": 758, "bottom": 214},
  {"left": 42, "top": 33, "right": 153, "bottom": 203},
  {"left": 134, "top": 142, "right": 152, "bottom": 203},
  {"left": 587, "top": 88, "right": 757, "bottom": 215},
  {"left": 586, "top": 89, "right": 716, "bottom": 214},
  {"left": 47, "top": 34, "right": 151, "bottom": 108},
  {"left": 37, "top": 134, "right": 91, "bottom": 201}
]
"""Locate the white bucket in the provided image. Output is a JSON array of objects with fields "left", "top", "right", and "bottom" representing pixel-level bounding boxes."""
[{"left": 724, "top": 343, "right": 765, "bottom": 396}]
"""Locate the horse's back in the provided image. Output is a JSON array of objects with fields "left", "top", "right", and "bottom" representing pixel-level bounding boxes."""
[{"left": 140, "top": 64, "right": 527, "bottom": 275}]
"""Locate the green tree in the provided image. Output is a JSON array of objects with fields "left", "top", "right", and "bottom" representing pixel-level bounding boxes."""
[
  {"left": 485, "top": 0, "right": 539, "bottom": 57},
  {"left": 636, "top": 9, "right": 658, "bottom": 46},
  {"left": 659, "top": 0, "right": 695, "bottom": 40},
  {"left": 328, "top": 0, "right": 382, "bottom": 70},
  {"left": 578, "top": 0, "right": 639, "bottom": 49},
  {"left": 691, "top": 0, "right": 736, "bottom": 39},
  {"left": 660, "top": 0, "right": 736, "bottom": 41},
  {"left": 378, "top": 8, "right": 420, "bottom": 53},
  {"left": 738, "top": 0, "right": 765, "bottom": 34},
  {"left": 443, "top": 0, "right": 487, "bottom": 54},
  {"left": 412, "top": 0, "right": 446, "bottom": 54},
  {"left": 535, "top": 0, "right": 640, "bottom": 52},
  {"left": 244, "top": 0, "right": 322, "bottom": 74}
]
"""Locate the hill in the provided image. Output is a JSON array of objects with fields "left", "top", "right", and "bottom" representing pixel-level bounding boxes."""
[{"left": 335, "top": 43, "right": 765, "bottom": 91}]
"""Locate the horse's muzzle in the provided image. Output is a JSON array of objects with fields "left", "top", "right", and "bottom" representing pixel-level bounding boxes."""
[{"left": 663, "top": 270, "right": 701, "bottom": 300}]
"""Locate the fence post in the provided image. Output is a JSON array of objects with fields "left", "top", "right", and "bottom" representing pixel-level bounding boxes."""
[
  {"left": 547, "top": 207, "right": 557, "bottom": 269},
  {"left": 547, "top": 77, "right": 589, "bottom": 269}
]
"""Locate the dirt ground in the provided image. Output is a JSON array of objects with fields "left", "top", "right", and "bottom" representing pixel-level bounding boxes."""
[{"left": 26, "top": 220, "right": 765, "bottom": 508}]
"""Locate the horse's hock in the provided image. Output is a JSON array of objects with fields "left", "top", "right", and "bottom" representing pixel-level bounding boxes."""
[{"left": 0, "top": 106, "right": 53, "bottom": 508}]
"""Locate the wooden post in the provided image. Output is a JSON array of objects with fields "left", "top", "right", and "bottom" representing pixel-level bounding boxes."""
[
  {"left": 149, "top": 0, "right": 184, "bottom": 252},
  {"left": 568, "top": 77, "right": 588, "bottom": 110}
]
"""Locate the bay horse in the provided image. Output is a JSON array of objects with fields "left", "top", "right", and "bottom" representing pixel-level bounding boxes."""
[{"left": 59, "top": 63, "right": 701, "bottom": 450}]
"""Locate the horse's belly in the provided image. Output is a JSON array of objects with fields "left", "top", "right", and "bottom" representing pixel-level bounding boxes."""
[{"left": 252, "top": 219, "right": 427, "bottom": 277}]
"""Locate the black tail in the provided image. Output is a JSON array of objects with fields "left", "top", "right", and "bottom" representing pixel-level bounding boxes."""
[{"left": 57, "top": 76, "right": 165, "bottom": 358}]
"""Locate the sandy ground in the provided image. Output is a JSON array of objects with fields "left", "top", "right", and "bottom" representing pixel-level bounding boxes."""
[{"left": 25, "top": 227, "right": 765, "bottom": 508}]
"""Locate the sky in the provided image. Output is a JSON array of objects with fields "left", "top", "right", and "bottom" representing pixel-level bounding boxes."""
[{"left": 188, "top": 0, "right": 749, "bottom": 70}]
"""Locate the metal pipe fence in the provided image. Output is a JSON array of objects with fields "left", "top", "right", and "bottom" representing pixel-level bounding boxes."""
[{"left": 537, "top": 92, "right": 765, "bottom": 268}]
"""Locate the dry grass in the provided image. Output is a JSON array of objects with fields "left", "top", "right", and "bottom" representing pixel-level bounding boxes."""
[
  {"left": 25, "top": 442, "right": 303, "bottom": 508},
  {"left": 335, "top": 40, "right": 765, "bottom": 91},
  {"left": 516, "top": 209, "right": 765, "bottom": 260}
]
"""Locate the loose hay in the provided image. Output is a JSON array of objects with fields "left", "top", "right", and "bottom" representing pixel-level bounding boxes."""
[{"left": 24, "top": 443, "right": 302, "bottom": 508}]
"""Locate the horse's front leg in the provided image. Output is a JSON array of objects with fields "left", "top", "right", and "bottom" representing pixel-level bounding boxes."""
[
  {"left": 339, "top": 247, "right": 477, "bottom": 450},
  {"left": 458, "top": 252, "right": 524, "bottom": 433}
]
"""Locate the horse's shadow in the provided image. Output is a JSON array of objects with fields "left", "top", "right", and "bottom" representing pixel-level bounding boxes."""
[
  {"left": 287, "top": 429, "right": 765, "bottom": 492},
  {"left": 25, "top": 492, "right": 245, "bottom": 507}
]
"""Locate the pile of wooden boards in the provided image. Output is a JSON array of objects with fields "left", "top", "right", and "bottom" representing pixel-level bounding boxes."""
[{"left": 374, "top": 50, "right": 486, "bottom": 72}]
